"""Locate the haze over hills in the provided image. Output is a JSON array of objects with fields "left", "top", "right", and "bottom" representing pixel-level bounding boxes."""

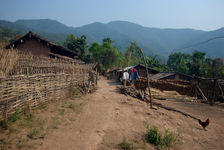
[{"left": 0, "top": 19, "right": 224, "bottom": 60}]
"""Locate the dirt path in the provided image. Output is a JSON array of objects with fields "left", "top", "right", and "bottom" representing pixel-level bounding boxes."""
[{"left": 37, "top": 78, "right": 224, "bottom": 150}]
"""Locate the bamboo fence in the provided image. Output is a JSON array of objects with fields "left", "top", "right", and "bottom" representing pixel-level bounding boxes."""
[{"left": 0, "top": 50, "right": 95, "bottom": 120}]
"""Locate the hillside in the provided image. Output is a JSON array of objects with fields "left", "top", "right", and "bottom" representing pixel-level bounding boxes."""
[{"left": 1, "top": 19, "right": 224, "bottom": 60}]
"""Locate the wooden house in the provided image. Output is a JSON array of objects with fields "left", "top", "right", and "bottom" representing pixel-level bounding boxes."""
[{"left": 6, "top": 31, "right": 77, "bottom": 59}]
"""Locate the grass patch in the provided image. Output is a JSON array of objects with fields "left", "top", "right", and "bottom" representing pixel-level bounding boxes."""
[
  {"left": 119, "top": 138, "right": 137, "bottom": 150},
  {"left": 146, "top": 126, "right": 183, "bottom": 150},
  {"left": 9, "top": 111, "right": 21, "bottom": 122}
]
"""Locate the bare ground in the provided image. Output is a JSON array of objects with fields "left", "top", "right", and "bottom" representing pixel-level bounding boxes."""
[{"left": 1, "top": 78, "right": 224, "bottom": 150}]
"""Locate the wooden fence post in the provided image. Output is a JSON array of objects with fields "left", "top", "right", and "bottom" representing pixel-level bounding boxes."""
[
  {"left": 139, "top": 48, "right": 153, "bottom": 109},
  {"left": 211, "top": 79, "right": 218, "bottom": 105}
]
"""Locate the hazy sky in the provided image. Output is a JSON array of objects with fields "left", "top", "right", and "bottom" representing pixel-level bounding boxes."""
[{"left": 0, "top": 0, "right": 224, "bottom": 31}]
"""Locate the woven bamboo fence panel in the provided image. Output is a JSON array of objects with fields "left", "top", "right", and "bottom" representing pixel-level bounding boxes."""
[
  {"left": 0, "top": 51, "right": 95, "bottom": 120},
  {"left": 0, "top": 73, "right": 91, "bottom": 120}
]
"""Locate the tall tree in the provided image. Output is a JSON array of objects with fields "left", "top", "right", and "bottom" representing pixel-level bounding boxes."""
[
  {"left": 167, "top": 52, "right": 191, "bottom": 74},
  {"left": 88, "top": 38, "right": 119, "bottom": 72},
  {"left": 124, "top": 42, "right": 142, "bottom": 66},
  {"left": 64, "top": 34, "right": 87, "bottom": 60}
]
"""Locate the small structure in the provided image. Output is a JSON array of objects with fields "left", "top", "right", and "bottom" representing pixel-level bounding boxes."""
[
  {"left": 108, "top": 64, "right": 160, "bottom": 81},
  {"left": 6, "top": 31, "right": 77, "bottom": 59},
  {"left": 151, "top": 72, "right": 193, "bottom": 81},
  {"left": 118, "top": 64, "right": 159, "bottom": 77}
]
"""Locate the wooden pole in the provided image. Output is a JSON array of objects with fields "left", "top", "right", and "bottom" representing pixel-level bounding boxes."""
[
  {"left": 139, "top": 48, "right": 153, "bottom": 109},
  {"left": 211, "top": 79, "right": 218, "bottom": 105}
]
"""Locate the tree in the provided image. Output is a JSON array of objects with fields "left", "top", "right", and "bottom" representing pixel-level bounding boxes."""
[
  {"left": 146, "top": 56, "right": 168, "bottom": 72},
  {"left": 189, "top": 51, "right": 206, "bottom": 76},
  {"left": 64, "top": 34, "right": 87, "bottom": 60},
  {"left": 167, "top": 52, "right": 191, "bottom": 74},
  {"left": 124, "top": 42, "right": 142, "bottom": 66},
  {"left": 88, "top": 38, "right": 120, "bottom": 72},
  {"left": 103, "top": 37, "right": 113, "bottom": 44}
]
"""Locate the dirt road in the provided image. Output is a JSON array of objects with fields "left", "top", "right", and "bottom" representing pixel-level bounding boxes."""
[{"left": 37, "top": 78, "right": 224, "bottom": 150}]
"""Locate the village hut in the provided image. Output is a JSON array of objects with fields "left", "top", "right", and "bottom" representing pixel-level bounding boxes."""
[{"left": 6, "top": 31, "right": 77, "bottom": 59}]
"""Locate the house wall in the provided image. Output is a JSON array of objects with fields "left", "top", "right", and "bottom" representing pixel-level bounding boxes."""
[{"left": 16, "top": 38, "right": 51, "bottom": 57}]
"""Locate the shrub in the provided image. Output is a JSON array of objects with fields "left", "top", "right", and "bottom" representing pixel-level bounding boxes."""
[
  {"left": 146, "top": 126, "right": 162, "bottom": 146},
  {"left": 146, "top": 126, "right": 183, "bottom": 150}
]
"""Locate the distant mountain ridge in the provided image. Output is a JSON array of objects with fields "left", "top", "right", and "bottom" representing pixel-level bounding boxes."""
[{"left": 0, "top": 19, "right": 223, "bottom": 60}]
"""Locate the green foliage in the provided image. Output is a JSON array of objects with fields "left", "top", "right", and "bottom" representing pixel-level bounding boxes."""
[
  {"left": 146, "top": 126, "right": 162, "bottom": 146},
  {"left": 167, "top": 52, "right": 191, "bottom": 74},
  {"left": 64, "top": 34, "right": 87, "bottom": 60},
  {"left": 167, "top": 51, "right": 224, "bottom": 79},
  {"left": 119, "top": 138, "right": 137, "bottom": 150},
  {"left": 9, "top": 111, "right": 21, "bottom": 122},
  {"left": 124, "top": 42, "right": 142, "bottom": 66},
  {"left": 146, "top": 56, "right": 168, "bottom": 72},
  {"left": 88, "top": 38, "right": 120, "bottom": 72},
  {"left": 146, "top": 126, "right": 183, "bottom": 150}
]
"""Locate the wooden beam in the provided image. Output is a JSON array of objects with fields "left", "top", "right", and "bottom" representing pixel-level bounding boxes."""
[
  {"left": 217, "top": 81, "right": 223, "bottom": 97},
  {"left": 197, "top": 85, "right": 208, "bottom": 102}
]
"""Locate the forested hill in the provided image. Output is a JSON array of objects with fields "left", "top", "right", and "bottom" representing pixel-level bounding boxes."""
[{"left": 0, "top": 19, "right": 224, "bottom": 60}]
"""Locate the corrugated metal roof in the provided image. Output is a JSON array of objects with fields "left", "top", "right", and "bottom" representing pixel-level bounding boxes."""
[
  {"left": 150, "top": 72, "right": 176, "bottom": 80},
  {"left": 118, "top": 64, "right": 160, "bottom": 73}
]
